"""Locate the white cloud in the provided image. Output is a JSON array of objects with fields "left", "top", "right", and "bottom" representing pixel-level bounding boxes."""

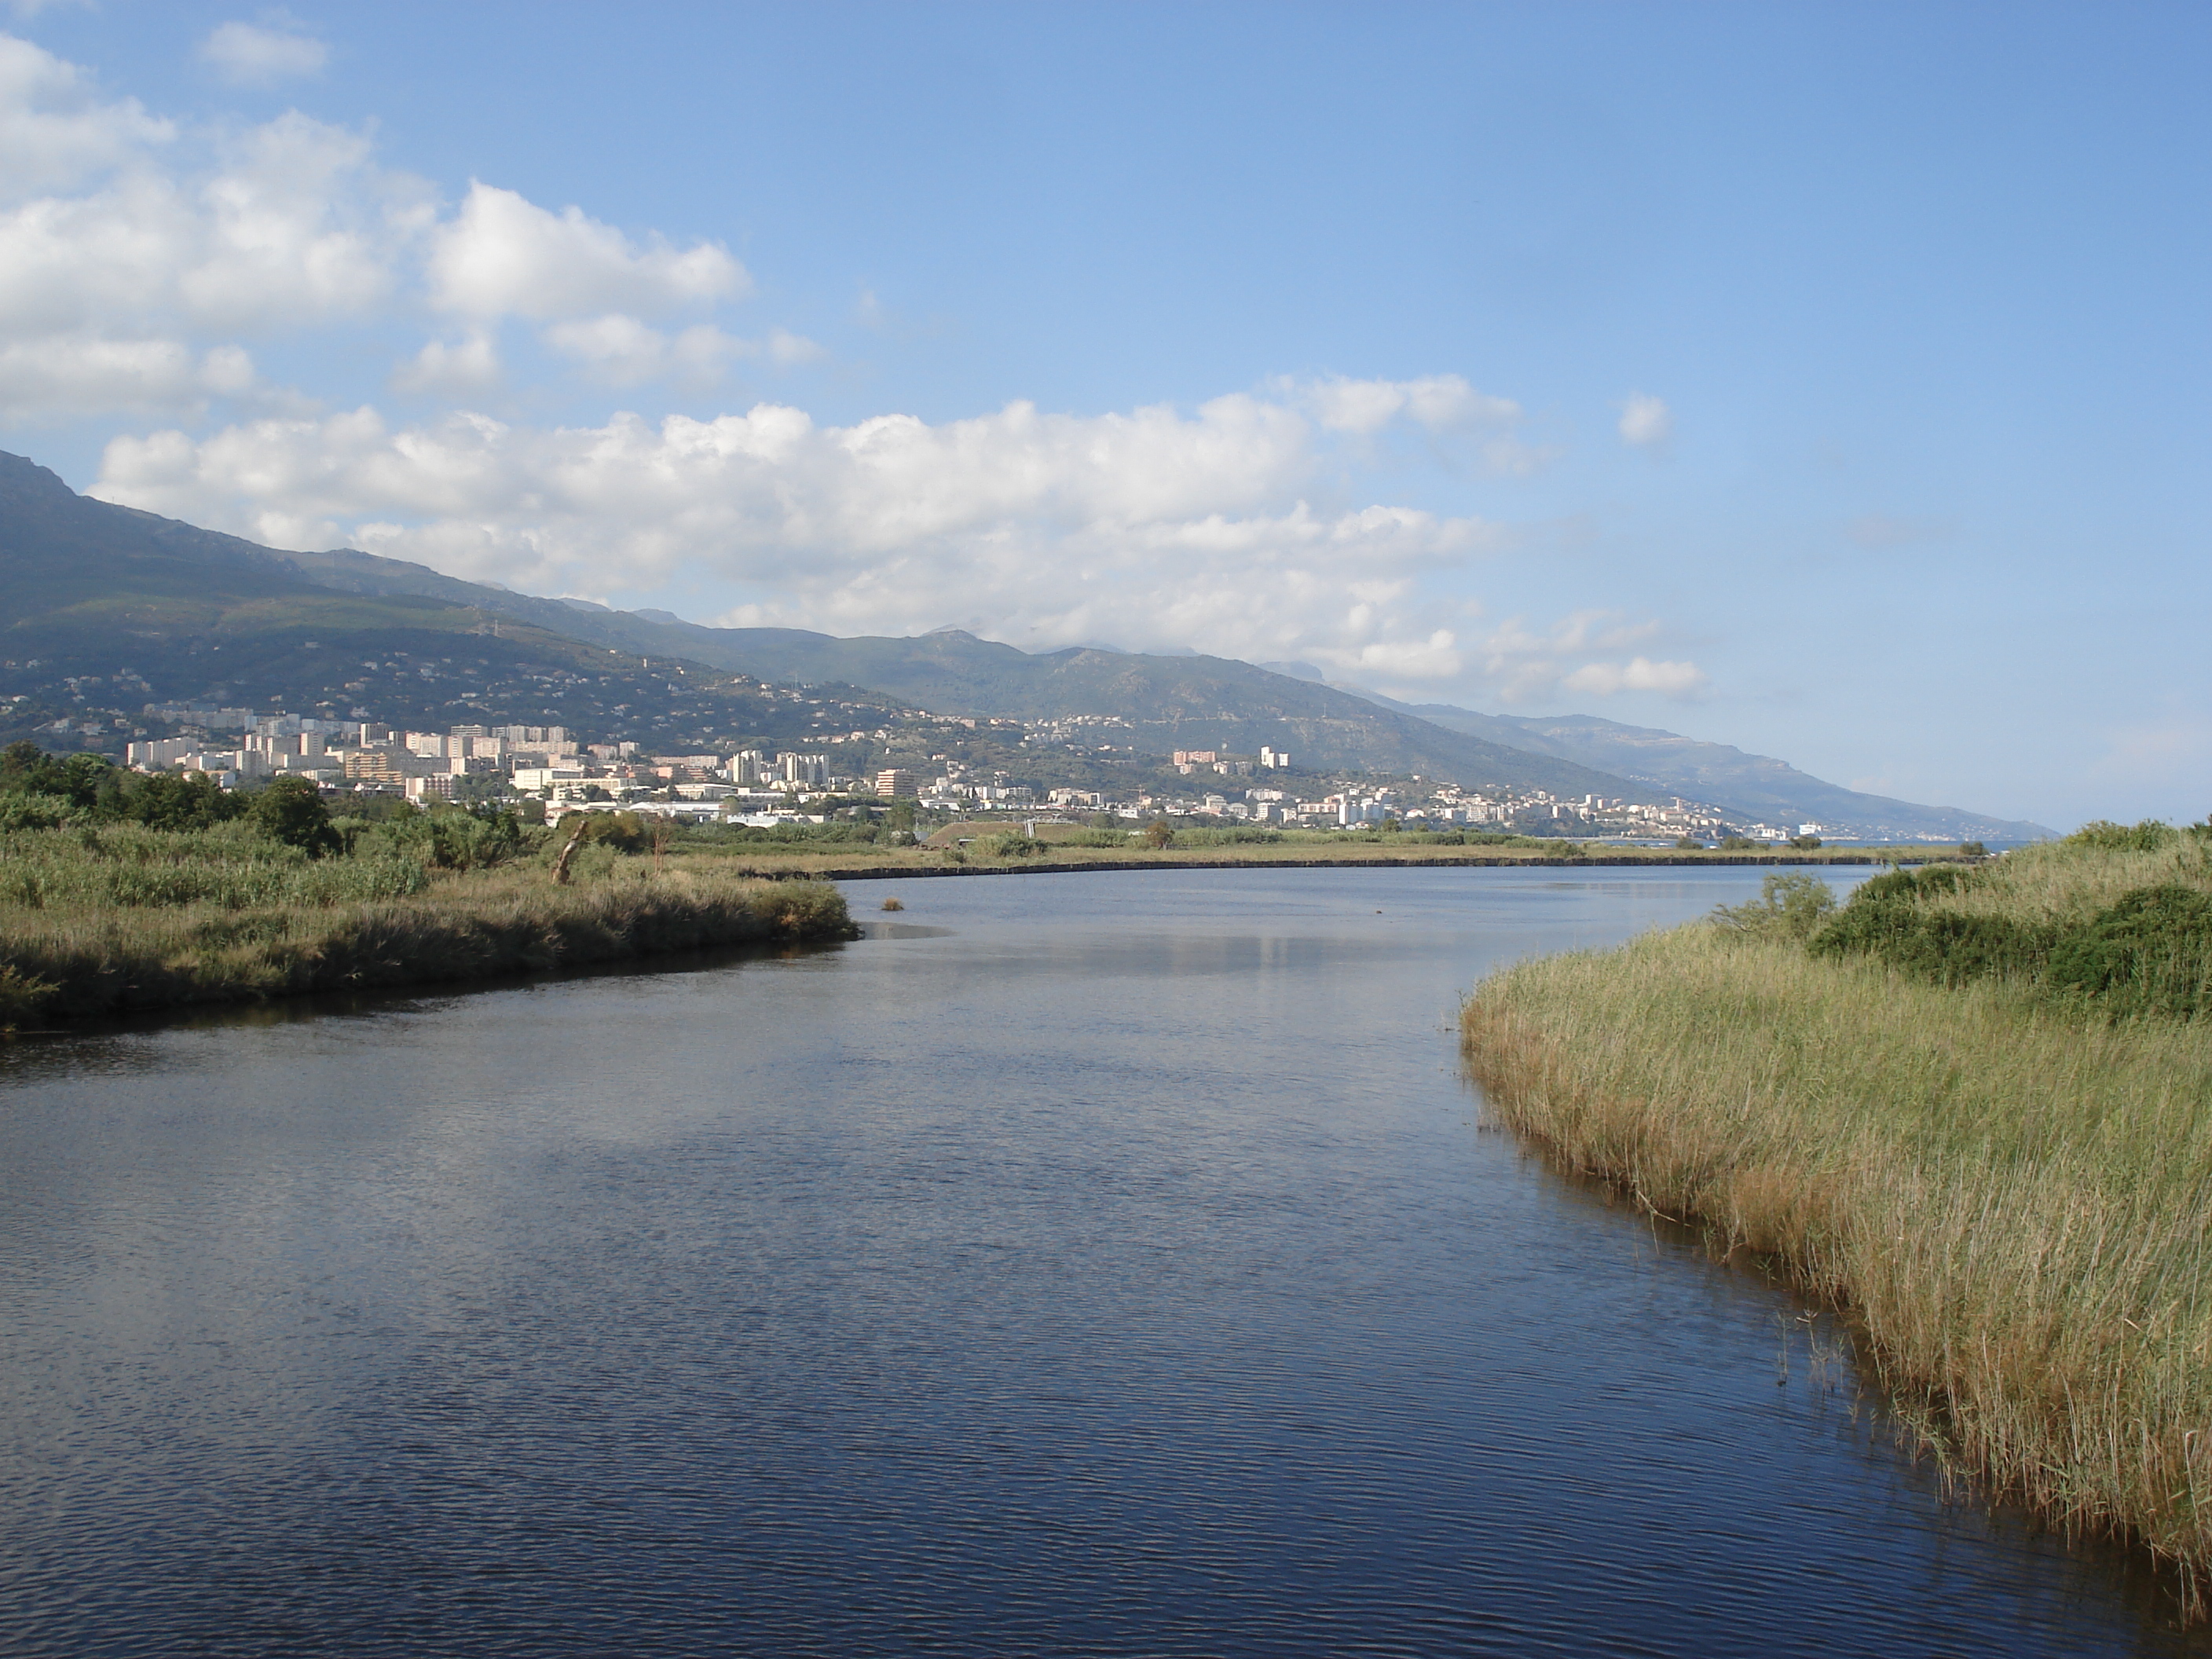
[
  {"left": 1299, "top": 373, "right": 1520, "bottom": 435},
  {"left": 0, "top": 33, "right": 1692, "bottom": 702},
  {"left": 0, "top": 34, "right": 171, "bottom": 203},
  {"left": 767, "top": 327, "right": 823, "bottom": 366},
  {"left": 90, "top": 390, "right": 1516, "bottom": 678},
  {"left": 427, "top": 181, "right": 747, "bottom": 320},
  {"left": 199, "top": 17, "right": 329, "bottom": 87},
  {"left": 1471, "top": 612, "right": 1705, "bottom": 703},
  {"left": 1617, "top": 391, "right": 1672, "bottom": 449},
  {"left": 0, "top": 35, "right": 756, "bottom": 421},
  {"left": 1561, "top": 657, "right": 1707, "bottom": 697},
  {"left": 393, "top": 331, "right": 500, "bottom": 397},
  {"left": 540, "top": 313, "right": 762, "bottom": 388}
]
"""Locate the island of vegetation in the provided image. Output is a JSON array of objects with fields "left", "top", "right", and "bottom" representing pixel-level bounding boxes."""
[
  {"left": 0, "top": 743, "right": 855, "bottom": 1027},
  {"left": 1459, "top": 819, "right": 2212, "bottom": 1598}
]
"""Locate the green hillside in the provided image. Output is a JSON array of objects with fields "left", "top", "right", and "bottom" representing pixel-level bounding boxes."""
[{"left": 0, "top": 452, "right": 897, "bottom": 759}]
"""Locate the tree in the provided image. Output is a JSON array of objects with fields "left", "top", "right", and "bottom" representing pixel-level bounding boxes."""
[
  {"left": 1787, "top": 834, "right": 1823, "bottom": 850},
  {"left": 1957, "top": 840, "right": 1988, "bottom": 859},
  {"left": 1143, "top": 819, "right": 1174, "bottom": 849},
  {"left": 123, "top": 770, "right": 238, "bottom": 832},
  {"left": 250, "top": 776, "right": 342, "bottom": 857}
]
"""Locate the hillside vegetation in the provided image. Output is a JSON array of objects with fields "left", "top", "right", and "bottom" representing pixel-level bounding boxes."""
[{"left": 1461, "top": 823, "right": 2212, "bottom": 1597}]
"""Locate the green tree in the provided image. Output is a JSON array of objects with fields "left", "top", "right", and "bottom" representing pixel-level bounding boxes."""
[
  {"left": 121, "top": 770, "right": 240, "bottom": 832},
  {"left": 250, "top": 776, "right": 342, "bottom": 857}
]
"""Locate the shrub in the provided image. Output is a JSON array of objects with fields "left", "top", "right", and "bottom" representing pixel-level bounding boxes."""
[
  {"left": 2066, "top": 819, "right": 2176, "bottom": 853},
  {"left": 1143, "top": 821, "right": 1174, "bottom": 849},
  {"left": 2045, "top": 885, "right": 2212, "bottom": 1021},
  {"left": 247, "top": 778, "right": 342, "bottom": 858},
  {"left": 1713, "top": 871, "right": 1838, "bottom": 941}
]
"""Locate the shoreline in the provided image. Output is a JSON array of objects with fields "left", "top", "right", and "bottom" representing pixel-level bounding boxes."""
[
  {"left": 801, "top": 851, "right": 1936, "bottom": 881},
  {"left": 1, "top": 871, "right": 855, "bottom": 1028}
]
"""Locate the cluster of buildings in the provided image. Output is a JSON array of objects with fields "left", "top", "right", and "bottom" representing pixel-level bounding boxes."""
[
  {"left": 124, "top": 713, "right": 871, "bottom": 821},
  {"left": 116, "top": 705, "right": 1801, "bottom": 842}
]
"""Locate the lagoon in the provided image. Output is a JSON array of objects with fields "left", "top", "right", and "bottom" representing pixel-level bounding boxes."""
[{"left": 0, "top": 866, "right": 2199, "bottom": 1656}]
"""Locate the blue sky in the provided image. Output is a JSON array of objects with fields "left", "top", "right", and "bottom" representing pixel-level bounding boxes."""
[{"left": 2, "top": 2, "right": 2204, "bottom": 829}]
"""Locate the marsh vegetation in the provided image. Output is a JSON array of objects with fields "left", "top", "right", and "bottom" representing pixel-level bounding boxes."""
[
  {"left": 0, "top": 749, "right": 854, "bottom": 1024},
  {"left": 1461, "top": 822, "right": 2212, "bottom": 1594}
]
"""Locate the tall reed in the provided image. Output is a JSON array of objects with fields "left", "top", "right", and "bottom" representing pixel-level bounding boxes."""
[
  {"left": 2, "top": 857, "right": 855, "bottom": 1021},
  {"left": 1462, "top": 919, "right": 2212, "bottom": 1593}
]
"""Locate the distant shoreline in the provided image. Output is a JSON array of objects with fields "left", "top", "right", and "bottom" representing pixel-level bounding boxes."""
[{"left": 809, "top": 851, "right": 1943, "bottom": 882}]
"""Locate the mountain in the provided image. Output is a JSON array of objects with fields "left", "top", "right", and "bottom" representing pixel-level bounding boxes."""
[
  {"left": 198, "top": 548, "right": 1671, "bottom": 802},
  {"left": 0, "top": 452, "right": 895, "bottom": 756},
  {"left": 1, "top": 446, "right": 2049, "bottom": 837},
  {"left": 1342, "top": 690, "right": 2053, "bottom": 843}
]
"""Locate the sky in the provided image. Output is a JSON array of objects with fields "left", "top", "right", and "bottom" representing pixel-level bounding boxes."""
[{"left": 0, "top": 2, "right": 2204, "bottom": 830}]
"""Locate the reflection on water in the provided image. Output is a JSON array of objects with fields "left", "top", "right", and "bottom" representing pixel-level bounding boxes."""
[{"left": 0, "top": 866, "right": 2199, "bottom": 1657}]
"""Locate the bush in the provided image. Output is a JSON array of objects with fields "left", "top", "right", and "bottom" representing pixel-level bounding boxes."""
[
  {"left": 1787, "top": 834, "right": 1823, "bottom": 850},
  {"left": 983, "top": 832, "right": 1048, "bottom": 858},
  {"left": 1713, "top": 872, "right": 1838, "bottom": 941},
  {"left": 1143, "top": 821, "right": 1174, "bottom": 849},
  {"left": 2065, "top": 819, "right": 2176, "bottom": 853},
  {"left": 2045, "top": 885, "right": 2212, "bottom": 1021}
]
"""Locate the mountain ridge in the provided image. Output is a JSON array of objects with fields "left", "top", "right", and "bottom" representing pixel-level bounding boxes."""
[{"left": 1, "top": 449, "right": 2051, "bottom": 837}]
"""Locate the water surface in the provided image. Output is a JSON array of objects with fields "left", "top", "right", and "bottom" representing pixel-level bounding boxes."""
[{"left": 0, "top": 866, "right": 2199, "bottom": 1655}]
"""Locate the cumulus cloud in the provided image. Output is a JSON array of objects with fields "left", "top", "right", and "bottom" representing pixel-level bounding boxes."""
[
  {"left": 0, "top": 35, "right": 789, "bottom": 423},
  {"left": 427, "top": 181, "right": 747, "bottom": 320},
  {"left": 1561, "top": 657, "right": 1708, "bottom": 697},
  {"left": 90, "top": 390, "right": 1518, "bottom": 677},
  {"left": 0, "top": 31, "right": 1692, "bottom": 701},
  {"left": 392, "top": 331, "right": 499, "bottom": 397},
  {"left": 0, "top": 34, "right": 170, "bottom": 201},
  {"left": 1617, "top": 391, "right": 1672, "bottom": 449},
  {"left": 1298, "top": 373, "right": 1519, "bottom": 435},
  {"left": 199, "top": 16, "right": 328, "bottom": 87},
  {"left": 1470, "top": 611, "right": 1705, "bottom": 703}
]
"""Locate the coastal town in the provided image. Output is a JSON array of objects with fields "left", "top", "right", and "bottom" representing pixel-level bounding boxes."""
[{"left": 111, "top": 702, "right": 1814, "bottom": 844}]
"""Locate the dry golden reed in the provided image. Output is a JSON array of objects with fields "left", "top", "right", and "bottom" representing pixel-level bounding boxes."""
[{"left": 1463, "top": 919, "right": 2212, "bottom": 1589}]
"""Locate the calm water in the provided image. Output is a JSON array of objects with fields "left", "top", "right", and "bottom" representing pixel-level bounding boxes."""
[{"left": 1, "top": 866, "right": 2202, "bottom": 1657}]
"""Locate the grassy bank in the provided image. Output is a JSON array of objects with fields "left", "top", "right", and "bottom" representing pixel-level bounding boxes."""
[
  {"left": 655, "top": 831, "right": 1977, "bottom": 881},
  {"left": 1460, "top": 825, "right": 2212, "bottom": 1591},
  {"left": 0, "top": 818, "right": 854, "bottom": 1025}
]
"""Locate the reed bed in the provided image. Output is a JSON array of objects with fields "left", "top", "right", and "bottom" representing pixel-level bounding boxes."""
[
  {"left": 0, "top": 821, "right": 431, "bottom": 910},
  {"left": 1461, "top": 877, "right": 2212, "bottom": 1592},
  {"left": 1, "top": 860, "right": 855, "bottom": 1021}
]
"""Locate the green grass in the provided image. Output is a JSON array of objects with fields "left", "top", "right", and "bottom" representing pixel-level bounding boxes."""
[{"left": 1460, "top": 826, "right": 2212, "bottom": 1596}]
